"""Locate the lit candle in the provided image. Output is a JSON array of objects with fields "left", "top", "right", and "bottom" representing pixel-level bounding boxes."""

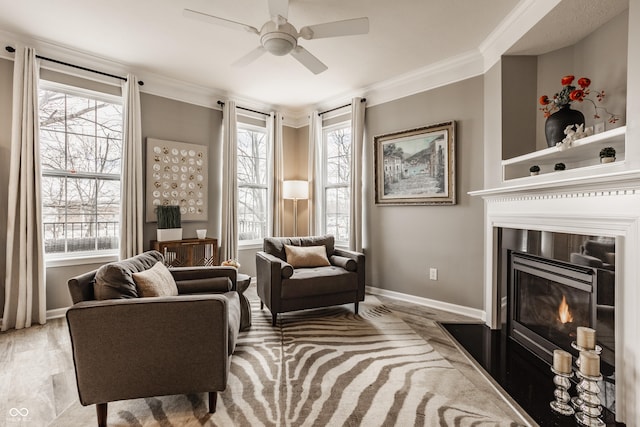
[
  {"left": 576, "top": 326, "right": 596, "bottom": 350},
  {"left": 553, "top": 349, "right": 572, "bottom": 374},
  {"left": 579, "top": 351, "right": 600, "bottom": 377}
]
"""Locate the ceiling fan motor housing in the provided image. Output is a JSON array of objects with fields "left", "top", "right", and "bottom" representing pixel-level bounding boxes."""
[{"left": 260, "top": 21, "right": 298, "bottom": 55}]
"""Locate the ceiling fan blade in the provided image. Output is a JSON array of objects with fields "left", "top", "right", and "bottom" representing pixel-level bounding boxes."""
[
  {"left": 232, "top": 46, "right": 267, "bottom": 67},
  {"left": 290, "top": 46, "right": 328, "bottom": 75},
  {"left": 299, "top": 17, "right": 369, "bottom": 40},
  {"left": 268, "top": 0, "right": 289, "bottom": 20},
  {"left": 183, "top": 8, "right": 259, "bottom": 34}
]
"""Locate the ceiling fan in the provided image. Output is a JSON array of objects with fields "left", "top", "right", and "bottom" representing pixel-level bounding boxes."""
[{"left": 183, "top": 0, "right": 369, "bottom": 74}]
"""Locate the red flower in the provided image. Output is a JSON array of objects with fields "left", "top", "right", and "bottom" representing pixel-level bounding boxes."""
[
  {"left": 578, "top": 77, "right": 591, "bottom": 88},
  {"left": 569, "top": 89, "right": 585, "bottom": 101},
  {"left": 561, "top": 75, "right": 575, "bottom": 86},
  {"left": 539, "top": 95, "right": 550, "bottom": 105}
]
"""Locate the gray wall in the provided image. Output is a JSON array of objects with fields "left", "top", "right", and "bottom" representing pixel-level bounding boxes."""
[
  {"left": 502, "top": 56, "right": 537, "bottom": 159},
  {"left": 140, "top": 93, "right": 222, "bottom": 248},
  {"left": 364, "top": 76, "right": 486, "bottom": 310}
]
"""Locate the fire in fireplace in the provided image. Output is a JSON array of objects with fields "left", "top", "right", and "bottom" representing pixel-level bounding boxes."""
[{"left": 557, "top": 294, "right": 573, "bottom": 324}]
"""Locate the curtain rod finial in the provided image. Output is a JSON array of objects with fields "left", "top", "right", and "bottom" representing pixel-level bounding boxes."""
[
  {"left": 138, "top": 80, "right": 144, "bottom": 86},
  {"left": 5, "top": 46, "right": 15, "bottom": 53}
]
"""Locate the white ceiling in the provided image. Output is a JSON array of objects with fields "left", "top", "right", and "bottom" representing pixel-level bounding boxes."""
[{"left": 0, "top": 0, "right": 519, "bottom": 109}]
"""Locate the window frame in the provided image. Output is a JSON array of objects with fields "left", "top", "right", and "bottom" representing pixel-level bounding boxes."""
[
  {"left": 321, "top": 120, "right": 352, "bottom": 247},
  {"left": 236, "top": 121, "right": 271, "bottom": 247},
  {"left": 39, "top": 80, "right": 123, "bottom": 261}
]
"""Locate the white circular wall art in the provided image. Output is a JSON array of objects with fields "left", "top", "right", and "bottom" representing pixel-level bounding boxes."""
[{"left": 146, "top": 138, "right": 208, "bottom": 222}]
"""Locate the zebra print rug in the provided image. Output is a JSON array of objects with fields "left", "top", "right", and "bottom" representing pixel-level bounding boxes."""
[{"left": 53, "top": 296, "right": 523, "bottom": 426}]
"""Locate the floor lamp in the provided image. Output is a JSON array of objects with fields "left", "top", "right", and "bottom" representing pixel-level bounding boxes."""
[{"left": 283, "top": 180, "right": 308, "bottom": 237}]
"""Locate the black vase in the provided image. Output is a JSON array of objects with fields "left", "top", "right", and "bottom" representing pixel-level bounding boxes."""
[{"left": 544, "top": 105, "right": 585, "bottom": 147}]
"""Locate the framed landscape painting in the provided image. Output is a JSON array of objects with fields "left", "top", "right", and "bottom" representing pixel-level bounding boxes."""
[{"left": 374, "top": 121, "right": 456, "bottom": 205}]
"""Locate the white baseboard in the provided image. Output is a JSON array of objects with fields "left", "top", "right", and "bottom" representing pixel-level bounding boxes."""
[
  {"left": 47, "top": 307, "right": 69, "bottom": 320},
  {"left": 366, "top": 285, "right": 486, "bottom": 322},
  {"left": 0, "top": 307, "right": 68, "bottom": 328}
]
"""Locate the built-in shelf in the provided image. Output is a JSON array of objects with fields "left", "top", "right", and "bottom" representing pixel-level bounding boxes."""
[{"left": 502, "top": 126, "right": 626, "bottom": 181}]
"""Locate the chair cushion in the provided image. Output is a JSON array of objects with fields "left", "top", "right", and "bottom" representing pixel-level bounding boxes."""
[
  {"left": 263, "top": 235, "right": 335, "bottom": 261},
  {"left": 285, "top": 245, "right": 331, "bottom": 268},
  {"left": 281, "top": 266, "right": 358, "bottom": 299},
  {"left": 132, "top": 262, "right": 179, "bottom": 297},
  {"left": 94, "top": 251, "right": 164, "bottom": 300}
]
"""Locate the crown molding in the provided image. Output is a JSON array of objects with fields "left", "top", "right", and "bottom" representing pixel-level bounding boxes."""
[
  {"left": 479, "top": 0, "right": 561, "bottom": 71},
  {"left": 360, "top": 49, "right": 485, "bottom": 109}
]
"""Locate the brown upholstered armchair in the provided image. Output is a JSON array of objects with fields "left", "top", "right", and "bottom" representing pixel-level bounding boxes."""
[
  {"left": 256, "top": 235, "right": 365, "bottom": 326},
  {"left": 66, "top": 251, "right": 241, "bottom": 427}
]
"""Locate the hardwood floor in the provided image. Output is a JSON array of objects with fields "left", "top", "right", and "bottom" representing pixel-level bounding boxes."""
[
  {"left": 0, "top": 285, "right": 529, "bottom": 426},
  {"left": 0, "top": 317, "right": 77, "bottom": 426}
]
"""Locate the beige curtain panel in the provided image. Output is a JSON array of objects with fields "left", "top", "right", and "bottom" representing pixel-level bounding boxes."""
[
  {"left": 220, "top": 101, "right": 238, "bottom": 261},
  {"left": 2, "top": 46, "right": 46, "bottom": 331},
  {"left": 349, "top": 97, "right": 366, "bottom": 252},
  {"left": 119, "top": 73, "right": 144, "bottom": 259}
]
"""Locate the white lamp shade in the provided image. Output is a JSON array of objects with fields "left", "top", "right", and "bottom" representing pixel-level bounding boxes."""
[{"left": 283, "top": 180, "right": 309, "bottom": 200}]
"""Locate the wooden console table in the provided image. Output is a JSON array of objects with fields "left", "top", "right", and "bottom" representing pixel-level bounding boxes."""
[{"left": 152, "top": 238, "right": 218, "bottom": 267}]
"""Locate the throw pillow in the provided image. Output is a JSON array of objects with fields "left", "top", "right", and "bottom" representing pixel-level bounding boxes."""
[
  {"left": 285, "top": 245, "right": 331, "bottom": 268},
  {"left": 132, "top": 262, "right": 179, "bottom": 297}
]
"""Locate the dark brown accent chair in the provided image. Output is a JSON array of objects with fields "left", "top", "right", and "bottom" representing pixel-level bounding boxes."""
[
  {"left": 256, "top": 235, "right": 365, "bottom": 326},
  {"left": 66, "top": 250, "right": 241, "bottom": 427}
]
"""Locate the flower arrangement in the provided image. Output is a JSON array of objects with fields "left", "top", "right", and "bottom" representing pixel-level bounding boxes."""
[{"left": 539, "top": 75, "right": 618, "bottom": 123}]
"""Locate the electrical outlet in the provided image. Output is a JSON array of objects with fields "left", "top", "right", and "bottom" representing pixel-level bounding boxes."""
[{"left": 429, "top": 268, "right": 438, "bottom": 281}]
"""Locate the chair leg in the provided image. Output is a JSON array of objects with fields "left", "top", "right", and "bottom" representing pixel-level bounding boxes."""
[
  {"left": 208, "top": 392, "right": 217, "bottom": 414},
  {"left": 354, "top": 302, "right": 359, "bottom": 314},
  {"left": 96, "top": 403, "right": 107, "bottom": 427},
  {"left": 272, "top": 313, "right": 277, "bottom": 326}
]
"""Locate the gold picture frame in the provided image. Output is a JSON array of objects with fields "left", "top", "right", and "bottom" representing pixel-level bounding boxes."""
[{"left": 374, "top": 121, "right": 456, "bottom": 205}]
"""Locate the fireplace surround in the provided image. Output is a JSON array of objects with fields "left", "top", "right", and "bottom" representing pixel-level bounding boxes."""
[{"left": 470, "top": 170, "right": 640, "bottom": 424}]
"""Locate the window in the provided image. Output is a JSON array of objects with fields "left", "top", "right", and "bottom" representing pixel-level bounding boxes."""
[
  {"left": 323, "top": 123, "right": 351, "bottom": 245},
  {"left": 237, "top": 124, "right": 269, "bottom": 243},
  {"left": 39, "top": 82, "right": 123, "bottom": 256}
]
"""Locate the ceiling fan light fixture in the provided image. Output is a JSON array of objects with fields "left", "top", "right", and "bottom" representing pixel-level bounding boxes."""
[{"left": 261, "top": 33, "right": 296, "bottom": 55}]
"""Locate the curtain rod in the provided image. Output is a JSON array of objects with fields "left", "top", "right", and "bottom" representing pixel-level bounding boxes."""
[
  {"left": 5, "top": 46, "right": 144, "bottom": 85},
  {"left": 216, "top": 100, "right": 270, "bottom": 117},
  {"left": 318, "top": 98, "right": 366, "bottom": 116}
]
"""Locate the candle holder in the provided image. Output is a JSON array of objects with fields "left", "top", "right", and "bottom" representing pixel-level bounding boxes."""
[
  {"left": 574, "top": 371, "right": 605, "bottom": 427},
  {"left": 549, "top": 367, "right": 575, "bottom": 416},
  {"left": 571, "top": 341, "right": 603, "bottom": 356},
  {"left": 570, "top": 341, "right": 602, "bottom": 410}
]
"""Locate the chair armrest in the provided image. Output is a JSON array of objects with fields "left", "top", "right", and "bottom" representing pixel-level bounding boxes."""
[
  {"left": 170, "top": 266, "right": 237, "bottom": 291},
  {"left": 330, "top": 255, "right": 357, "bottom": 272},
  {"left": 256, "top": 251, "right": 292, "bottom": 312},
  {"left": 66, "top": 295, "right": 230, "bottom": 406},
  {"left": 333, "top": 248, "right": 365, "bottom": 299},
  {"left": 256, "top": 252, "right": 294, "bottom": 278}
]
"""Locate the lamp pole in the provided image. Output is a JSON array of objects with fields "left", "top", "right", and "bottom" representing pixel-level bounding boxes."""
[
  {"left": 283, "top": 180, "right": 308, "bottom": 238},
  {"left": 293, "top": 198, "right": 299, "bottom": 237}
]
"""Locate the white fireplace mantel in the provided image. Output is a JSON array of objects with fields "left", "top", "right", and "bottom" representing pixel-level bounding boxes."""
[{"left": 470, "top": 170, "right": 640, "bottom": 423}]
